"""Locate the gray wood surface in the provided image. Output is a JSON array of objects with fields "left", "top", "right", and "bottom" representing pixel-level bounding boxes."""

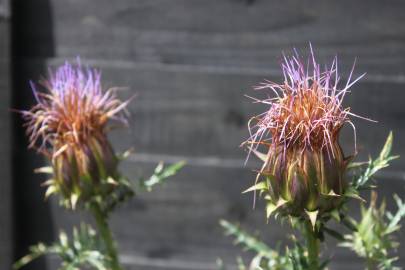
[
  {"left": 46, "top": 0, "right": 405, "bottom": 62},
  {"left": 12, "top": 0, "right": 405, "bottom": 269},
  {"left": 0, "top": 0, "right": 11, "bottom": 268}
]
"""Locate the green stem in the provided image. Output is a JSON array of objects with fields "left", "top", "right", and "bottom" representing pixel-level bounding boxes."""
[
  {"left": 305, "top": 221, "right": 320, "bottom": 269},
  {"left": 91, "top": 203, "right": 122, "bottom": 270},
  {"left": 365, "top": 257, "right": 377, "bottom": 270}
]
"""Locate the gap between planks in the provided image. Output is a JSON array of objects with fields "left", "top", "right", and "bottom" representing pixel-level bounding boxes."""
[
  {"left": 127, "top": 153, "right": 405, "bottom": 181},
  {"left": 120, "top": 254, "right": 218, "bottom": 270},
  {"left": 42, "top": 57, "right": 405, "bottom": 84}
]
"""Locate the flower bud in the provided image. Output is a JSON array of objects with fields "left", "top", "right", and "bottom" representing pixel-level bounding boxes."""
[
  {"left": 21, "top": 60, "right": 132, "bottom": 208},
  {"left": 53, "top": 136, "right": 119, "bottom": 204},
  {"left": 264, "top": 141, "right": 347, "bottom": 217},
  {"left": 244, "top": 47, "right": 367, "bottom": 224}
]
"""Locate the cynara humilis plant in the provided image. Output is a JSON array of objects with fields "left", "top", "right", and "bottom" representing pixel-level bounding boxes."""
[
  {"left": 14, "top": 60, "right": 184, "bottom": 270},
  {"left": 220, "top": 46, "right": 405, "bottom": 270}
]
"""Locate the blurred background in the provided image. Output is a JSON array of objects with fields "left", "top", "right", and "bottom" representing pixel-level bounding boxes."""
[{"left": 1, "top": 0, "right": 405, "bottom": 269}]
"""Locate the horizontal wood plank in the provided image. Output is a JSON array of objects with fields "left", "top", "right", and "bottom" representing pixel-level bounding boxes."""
[
  {"left": 0, "top": 0, "right": 9, "bottom": 18},
  {"left": 13, "top": 0, "right": 404, "bottom": 71},
  {"left": 0, "top": 17, "right": 11, "bottom": 270}
]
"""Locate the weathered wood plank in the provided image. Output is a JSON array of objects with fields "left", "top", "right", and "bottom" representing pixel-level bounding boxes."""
[
  {"left": 45, "top": 255, "right": 372, "bottom": 270},
  {"left": 33, "top": 0, "right": 403, "bottom": 69},
  {"left": 0, "top": 0, "right": 9, "bottom": 18},
  {"left": 49, "top": 0, "right": 405, "bottom": 33},
  {"left": 12, "top": 0, "right": 405, "bottom": 71},
  {"left": 0, "top": 8, "right": 11, "bottom": 269}
]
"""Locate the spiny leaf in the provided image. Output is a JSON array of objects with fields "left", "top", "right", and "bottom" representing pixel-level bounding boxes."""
[
  {"left": 379, "top": 131, "right": 394, "bottom": 162},
  {"left": 219, "top": 219, "right": 274, "bottom": 258},
  {"left": 140, "top": 161, "right": 185, "bottom": 192},
  {"left": 387, "top": 194, "right": 405, "bottom": 231},
  {"left": 351, "top": 132, "right": 399, "bottom": 189},
  {"left": 340, "top": 193, "right": 405, "bottom": 270},
  {"left": 344, "top": 187, "right": 366, "bottom": 202},
  {"left": 13, "top": 243, "right": 49, "bottom": 269},
  {"left": 14, "top": 224, "right": 109, "bottom": 270},
  {"left": 347, "top": 161, "right": 368, "bottom": 169}
]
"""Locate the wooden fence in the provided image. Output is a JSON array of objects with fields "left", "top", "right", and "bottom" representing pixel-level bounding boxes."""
[{"left": 8, "top": 0, "right": 405, "bottom": 269}]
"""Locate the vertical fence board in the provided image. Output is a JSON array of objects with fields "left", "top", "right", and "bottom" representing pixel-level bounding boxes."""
[{"left": 0, "top": 0, "right": 12, "bottom": 268}]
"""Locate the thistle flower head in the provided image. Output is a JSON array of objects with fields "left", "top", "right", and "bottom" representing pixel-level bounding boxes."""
[
  {"left": 21, "top": 60, "right": 133, "bottom": 208},
  {"left": 247, "top": 47, "right": 364, "bottom": 158},
  {"left": 244, "top": 47, "right": 370, "bottom": 224},
  {"left": 22, "top": 60, "right": 130, "bottom": 158}
]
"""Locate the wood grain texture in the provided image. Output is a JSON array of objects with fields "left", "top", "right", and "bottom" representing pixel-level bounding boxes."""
[
  {"left": 0, "top": 0, "right": 9, "bottom": 19},
  {"left": 43, "top": 0, "right": 405, "bottom": 69},
  {"left": 11, "top": 0, "right": 405, "bottom": 73},
  {"left": 12, "top": 0, "right": 405, "bottom": 269}
]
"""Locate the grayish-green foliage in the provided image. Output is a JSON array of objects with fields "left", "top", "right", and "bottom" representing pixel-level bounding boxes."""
[
  {"left": 16, "top": 161, "right": 185, "bottom": 269},
  {"left": 351, "top": 132, "right": 399, "bottom": 189},
  {"left": 340, "top": 194, "right": 405, "bottom": 270},
  {"left": 219, "top": 220, "right": 328, "bottom": 270},
  {"left": 140, "top": 161, "right": 185, "bottom": 192},
  {"left": 339, "top": 132, "right": 404, "bottom": 269},
  {"left": 13, "top": 224, "right": 108, "bottom": 270}
]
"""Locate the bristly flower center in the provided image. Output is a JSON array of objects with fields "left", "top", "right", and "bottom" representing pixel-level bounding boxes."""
[
  {"left": 268, "top": 80, "right": 346, "bottom": 152},
  {"left": 21, "top": 60, "right": 132, "bottom": 158},
  {"left": 245, "top": 46, "right": 371, "bottom": 159}
]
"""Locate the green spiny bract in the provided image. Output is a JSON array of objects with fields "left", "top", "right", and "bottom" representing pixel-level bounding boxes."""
[{"left": 262, "top": 142, "right": 348, "bottom": 218}]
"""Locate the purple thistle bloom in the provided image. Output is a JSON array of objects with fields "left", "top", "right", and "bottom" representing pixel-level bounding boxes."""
[
  {"left": 20, "top": 59, "right": 133, "bottom": 207},
  {"left": 245, "top": 45, "right": 371, "bottom": 160},
  {"left": 21, "top": 60, "right": 131, "bottom": 158}
]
